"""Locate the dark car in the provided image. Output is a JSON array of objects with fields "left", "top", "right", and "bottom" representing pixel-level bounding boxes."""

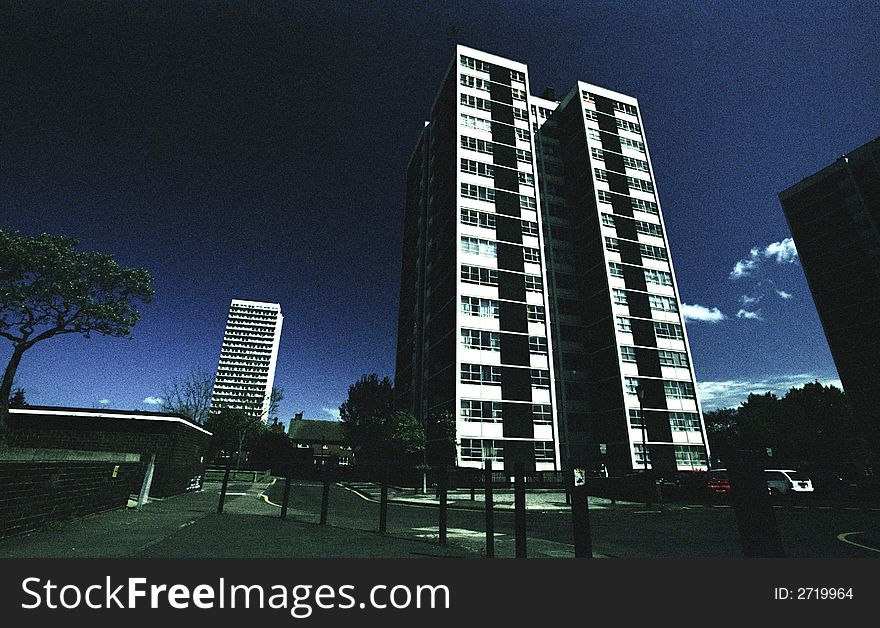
[{"left": 705, "top": 469, "right": 731, "bottom": 495}]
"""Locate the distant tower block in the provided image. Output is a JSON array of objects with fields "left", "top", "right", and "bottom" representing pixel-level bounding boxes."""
[{"left": 210, "top": 299, "right": 283, "bottom": 422}]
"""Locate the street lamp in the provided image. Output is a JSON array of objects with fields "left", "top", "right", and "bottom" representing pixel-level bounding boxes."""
[{"left": 635, "top": 382, "right": 648, "bottom": 473}]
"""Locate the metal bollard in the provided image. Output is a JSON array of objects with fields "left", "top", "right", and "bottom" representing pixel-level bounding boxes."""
[
  {"left": 217, "top": 455, "right": 232, "bottom": 514},
  {"left": 280, "top": 466, "right": 292, "bottom": 519},
  {"left": 439, "top": 466, "right": 448, "bottom": 546},
  {"left": 379, "top": 466, "right": 389, "bottom": 534},
  {"left": 320, "top": 467, "right": 330, "bottom": 526},
  {"left": 485, "top": 460, "right": 494, "bottom": 558},
  {"left": 514, "top": 461, "right": 527, "bottom": 558}
]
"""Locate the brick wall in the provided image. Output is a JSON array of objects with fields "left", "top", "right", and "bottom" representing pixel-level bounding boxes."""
[
  {"left": 0, "top": 458, "right": 144, "bottom": 539},
  {"left": 8, "top": 408, "right": 212, "bottom": 497}
]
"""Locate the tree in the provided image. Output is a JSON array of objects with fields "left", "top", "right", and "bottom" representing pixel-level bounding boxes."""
[
  {"left": 161, "top": 367, "right": 214, "bottom": 425},
  {"left": 703, "top": 408, "right": 740, "bottom": 467},
  {"left": 8, "top": 387, "right": 27, "bottom": 408},
  {"left": 205, "top": 407, "right": 266, "bottom": 469},
  {"left": 388, "top": 410, "right": 425, "bottom": 464},
  {"left": 339, "top": 374, "right": 394, "bottom": 466},
  {"left": 426, "top": 409, "right": 457, "bottom": 468},
  {"left": 268, "top": 386, "right": 284, "bottom": 422},
  {"left": 0, "top": 230, "right": 154, "bottom": 445}
]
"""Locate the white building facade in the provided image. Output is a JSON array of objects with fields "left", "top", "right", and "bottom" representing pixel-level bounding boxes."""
[
  {"left": 210, "top": 299, "right": 283, "bottom": 422},
  {"left": 395, "top": 46, "right": 709, "bottom": 475}
]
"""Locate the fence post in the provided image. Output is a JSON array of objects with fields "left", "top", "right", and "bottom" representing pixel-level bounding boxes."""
[
  {"left": 217, "top": 455, "right": 232, "bottom": 514},
  {"left": 514, "top": 461, "right": 527, "bottom": 558},
  {"left": 136, "top": 453, "right": 156, "bottom": 511},
  {"left": 484, "top": 460, "right": 494, "bottom": 558},
  {"left": 571, "top": 467, "right": 593, "bottom": 558},
  {"left": 379, "top": 465, "right": 389, "bottom": 534},
  {"left": 438, "top": 466, "right": 448, "bottom": 546},
  {"left": 280, "top": 465, "right": 293, "bottom": 519},
  {"left": 320, "top": 464, "right": 331, "bottom": 526},
  {"left": 730, "top": 450, "right": 785, "bottom": 557}
]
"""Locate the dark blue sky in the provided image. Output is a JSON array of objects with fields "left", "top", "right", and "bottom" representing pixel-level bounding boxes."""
[{"left": 2, "top": 1, "right": 878, "bottom": 424}]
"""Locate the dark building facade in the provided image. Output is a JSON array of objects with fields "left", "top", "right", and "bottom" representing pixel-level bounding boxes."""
[{"left": 779, "top": 136, "right": 880, "bottom": 465}]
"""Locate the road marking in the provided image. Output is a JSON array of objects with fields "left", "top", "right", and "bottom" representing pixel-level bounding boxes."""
[
  {"left": 411, "top": 526, "right": 502, "bottom": 539},
  {"left": 837, "top": 531, "right": 880, "bottom": 553},
  {"left": 224, "top": 492, "right": 248, "bottom": 496}
]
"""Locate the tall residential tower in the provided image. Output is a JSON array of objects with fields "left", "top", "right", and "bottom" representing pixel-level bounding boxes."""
[
  {"left": 779, "top": 136, "right": 880, "bottom": 465},
  {"left": 395, "top": 46, "right": 710, "bottom": 475},
  {"left": 210, "top": 299, "right": 283, "bottom": 422}
]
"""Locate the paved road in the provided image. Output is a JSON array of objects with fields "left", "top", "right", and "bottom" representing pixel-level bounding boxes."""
[{"left": 264, "top": 480, "right": 880, "bottom": 558}]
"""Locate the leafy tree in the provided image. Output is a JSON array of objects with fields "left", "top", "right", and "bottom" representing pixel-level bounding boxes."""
[
  {"left": 161, "top": 367, "right": 214, "bottom": 425},
  {"left": 8, "top": 387, "right": 27, "bottom": 408},
  {"left": 268, "top": 386, "right": 284, "bottom": 422},
  {"left": 205, "top": 407, "right": 266, "bottom": 469},
  {"left": 426, "top": 409, "right": 457, "bottom": 468},
  {"left": 702, "top": 408, "right": 740, "bottom": 466},
  {"left": 388, "top": 410, "right": 425, "bottom": 466},
  {"left": 339, "top": 374, "right": 394, "bottom": 466},
  {"left": 0, "top": 230, "right": 154, "bottom": 445}
]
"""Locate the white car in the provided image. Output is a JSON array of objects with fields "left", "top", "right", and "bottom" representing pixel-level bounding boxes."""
[{"left": 764, "top": 469, "right": 814, "bottom": 494}]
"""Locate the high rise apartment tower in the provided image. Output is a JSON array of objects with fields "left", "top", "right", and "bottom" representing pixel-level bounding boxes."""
[
  {"left": 779, "top": 136, "right": 880, "bottom": 465},
  {"left": 210, "top": 299, "right": 283, "bottom": 422},
  {"left": 395, "top": 46, "right": 709, "bottom": 474}
]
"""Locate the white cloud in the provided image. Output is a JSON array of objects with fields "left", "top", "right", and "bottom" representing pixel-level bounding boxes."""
[
  {"left": 143, "top": 396, "right": 163, "bottom": 405},
  {"left": 98, "top": 399, "right": 111, "bottom": 405},
  {"left": 681, "top": 303, "right": 726, "bottom": 323},
  {"left": 775, "top": 289, "right": 793, "bottom": 299},
  {"left": 698, "top": 373, "right": 843, "bottom": 410},
  {"left": 736, "top": 309, "right": 763, "bottom": 320},
  {"left": 322, "top": 406, "right": 340, "bottom": 420},
  {"left": 729, "top": 237, "right": 799, "bottom": 279},
  {"left": 739, "top": 294, "right": 759, "bottom": 304}
]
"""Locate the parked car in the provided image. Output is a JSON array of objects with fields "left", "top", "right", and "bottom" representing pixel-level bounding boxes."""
[
  {"left": 705, "top": 469, "right": 731, "bottom": 495},
  {"left": 764, "top": 469, "right": 814, "bottom": 494}
]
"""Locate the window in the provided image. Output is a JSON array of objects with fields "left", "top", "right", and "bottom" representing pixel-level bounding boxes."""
[
  {"left": 649, "top": 294, "right": 678, "bottom": 313},
  {"left": 539, "top": 107, "right": 553, "bottom": 118},
  {"left": 634, "top": 443, "right": 651, "bottom": 466},
  {"left": 461, "top": 158, "right": 494, "bottom": 178},
  {"left": 664, "top": 380, "right": 695, "bottom": 399},
  {"left": 533, "top": 404, "right": 552, "bottom": 424},
  {"left": 644, "top": 268, "right": 673, "bottom": 286},
  {"left": 519, "top": 195, "right": 537, "bottom": 210},
  {"left": 628, "top": 176, "right": 654, "bottom": 194},
  {"left": 461, "top": 93, "right": 492, "bottom": 111},
  {"left": 521, "top": 220, "right": 538, "bottom": 236},
  {"left": 613, "top": 101, "right": 638, "bottom": 116},
  {"left": 624, "top": 377, "right": 640, "bottom": 395},
  {"left": 628, "top": 409, "right": 643, "bottom": 428},
  {"left": 620, "top": 346, "right": 637, "bottom": 362},
  {"left": 654, "top": 321, "right": 683, "bottom": 340},
  {"left": 531, "top": 369, "right": 550, "bottom": 388},
  {"left": 516, "top": 149, "right": 532, "bottom": 162},
  {"left": 584, "top": 109, "right": 599, "bottom": 122},
  {"left": 604, "top": 237, "right": 620, "bottom": 253},
  {"left": 581, "top": 90, "right": 595, "bottom": 103},
  {"left": 461, "top": 328, "right": 500, "bottom": 351},
  {"left": 639, "top": 243, "right": 667, "bottom": 261},
  {"left": 461, "top": 236, "right": 497, "bottom": 258},
  {"left": 669, "top": 412, "right": 700, "bottom": 432},
  {"left": 619, "top": 136, "right": 646, "bottom": 152},
  {"left": 461, "top": 183, "right": 495, "bottom": 202},
  {"left": 523, "top": 247, "right": 540, "bottom": 263},
  {"left": 601, "top": 213, "right": 616, "bottom": 228},
  {"left": 515, "top": 127, "right": 531, "bottom": 142},
  {"left": 512, "top": 87, "right": 527, "bottom": 101},
  {"left": 597, "top": 190, "right": 613, "bottom": 204},
  {"left": 461, "top": 296, "right": 500, "bottom": 318},
  {"left": 525, "top": 275, "right": 543, "bottom": 292},
  {"left": 658, "top": 350, "right": 689, "bottom": 368},
  {"left": 510, "top": 69, "right": 525, "bottom": 82},
  {"left": 635, "top": 220, "right": 663, "bottom": 237},
  {"left": 631, "top": 197, "right": 659, "bottom": 215},
  {"left": 616, "top": 118, "right": 642, "bottom": 134},
  {"left": 461, "top": 363, "right": 501, "bottom": 384},
  {"left": 590, "top": 147, "right": 605, "bottom": 161},
  {"left": 594, "top": 168, "right": 609, "bottom": 182},
  {"left": 616, "top": 316, "right": 632, "bottom": 333},
  {"left": 529, "top": 335, "right": 548, "bottom": 353},
  {"left": 518, "top": 171, "right": 535, "bottom": 186},
  {"left": 612, "top": 288, "right": 629, "bottom": 306},
  {"left": 461, "top": 114, "right": 492, "bottom": 132},
  {"left": 527, "top": 305, "right": 545, "bottom": 322},
  {"left": 460, "top": 55, "right": 490, "bottom": 72},
  {"left": 460, "top": 74, "right": 490, "bottom": 91},
  {"left": 623, "top": 155, "right": 650, "bottom": 172},
  {"left": 675, "top": 445, "right": 707, "bottom": 467},
  {"left": 461, "top": 265, "right": 498, "bottom": 286},
  {"left": 461, "top": 400, "right": 502, "bottom": 422},
  {"left": 461, "top": 208, "right": 496, "bottom": 229},
  {"left": 534, "top": 441, "right": 556, "bottom": 462},
  {"left": 512, "top": 107, "right": 529, "bottom": 121},
  {"left": 461, "top": 136, "right": 493, "bottom": 154},
  {"left": 609, "top": 262, "right": 624, "bottom": 278},
  {"left": 461, "top": 438, "right": 504, "bottom": 461}
]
